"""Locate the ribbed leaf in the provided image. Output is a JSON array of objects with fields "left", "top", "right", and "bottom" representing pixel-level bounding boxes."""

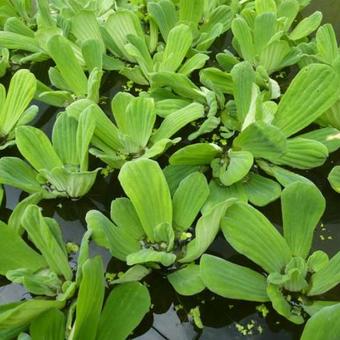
[
  {"left": 277, "top": 0, "right": 299, "bottom": 31},
  {"left": 309, "top": 252, "right": 340, "bottom": 296},
  {"left": 47, "top": 35, "right": 88, "bottom": 96},
  {"left": 179, "top": 0, "right": 204, "bottom": 27},
  {"left": 151, "top": 103, "right": 204, "bottom": 143},
  {"left": 282, "top": 182, "right": 325, "bottom": 258},
  {"left": 200, "top": 254, "right": 269, "bottom": 302},
  {"left": 254, "top": 13, "right": 277, "bottom": 54},
  {"left": 86, "top": 210, "right": 140, "bottom": 261},
  {"left": 0, "top": 69, "right": 36, "bottom": 136},
  {"left": 22, "top": 205, "right": 72, "bottom": 280},
  {"left": 0, "top": 222, "right": 46, "bottom": 275},
  {"left": 127, "top": 248, "right": 176, "bottom": 266},
  {"left": 328, "top": 166, "right": 340, "bottom": 193},
  {"left": 118, "top": 159, "right": 172, "bottom": 242},
  {"left": 316, "top": 24, "right": 338, "bottom": 64},
  {"left": 289, "top": 11, "right": 322, "bottom": 41},
  {"left": 273, "top": 64, "right": 340, "bottom": 137},
  {"left": 72, "top": 257, "right": 105, "bottom": 340},
  {"left": 244, "top": 173, "right": 281, "bottom": 207},
  {"left": 178, "top": 53, "right": 209, "bottom": 76},
  {"left": 221, "top": 202, "right": 292, "bottom": 273},
  {"left": 300, "top": 128, "right": 340, "bottom": 153},
  {"left": 301, "top": 304, "right": 340, "bottom": 340},
  {"left": 219, "top": 150, "right": 253, "bottom": 186},
  {"left": 233, "top": 122, "right": 287, "bottom": 160},
  {"left": 272, "top": 138, "right": 328, "bottom": 169},
  {"left": 168, "top": 264, "right": 205, "bottom": 296},
  {"left": 97, "top": 282, "right": 151, "bottom": 340},
  {"left": 148, "top": 0, "right": 177, "bottom": 41},
  {"left": 30, "top": 309, "right": 65, "bottom": 340},
  {"left": 170, "top": 143, "right": 222, "bottom": 165},
  {"left": 0, "top": 157, "right": 40, "bottom": 193},
  {"left": 200, "top": 67, "right": 233, "bottom": 94},
  {"left": 179, "top": 199, "right": 235, "bottom": 263},
  {"left": 0, "top": 31, "right": 41, "bottom": 52},
  {"left": 159, "top": 24, "right": 192, "bottom": 72},
  {"left": 173, "top": 172, "right": 209, "bottom": 231}
]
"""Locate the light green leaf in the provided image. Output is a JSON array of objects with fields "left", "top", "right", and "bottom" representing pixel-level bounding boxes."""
[
  {"left": 22, "top": 205, "right": 72, "bottom": 280},
  {"left": 169, "top": 143, "right": 221, "bottom": 165},
  {"left": 272, "top": 138, "right": 328, "bottom": 169},
  {"left": 300, "top": 128, "right": 340, "bottom": 153},
  {"left": 47, "top": 35, "right": 88, "bottom": 97},
  {"left": 233, "top": 122, "right": 287, "bottom": 160},
  {"left": 16, "top": 126, "right": 63, "bottom": 171},
  {"left": 222, "top": 202, "right": 292, "bottom": 273},
  {"left": 110, "top": 265, "right": 151, "bottom": 285},
  {"left": 168, "top": 264, "right": 205, "bottom": 296},
  {"left": 301, "top": 304, "right": 340, "bottom": 340},
  {"left": 179, "top": 0, "right": 204, "bottom": 27},
  {"left": 127, "top": 248, "right": 176, "bottom": 267},
  {"left": 72, "top": 257, "right": 105, "bottom": 340},
  {"left": 159, "top": 24, "right": 192, "bottom": 73},
  {"left": 200, "top": 254, "right": 269, "bottom": 302},
  {"left": 254, "top": 13, "right": 277, "bottom": 55},
  {"left": 180, "top": 199, "right": 235, "bottom": 263},
  {"left": 97, "top": 282, "right": 151, "bottom": 340},
  {"left": 199, "top": 67, "right": 233, "bottom": 94},
  {"left": 86, "top": 210, "right": 140, "bottom": 262},
  {"left": 282, "top": 182, "right": 325, "bottom": 258},
  {"left": 328, "top": 166, "right": 340, "bottom": 193},
  {"left": 289, "top": 11, "right": 322, "bottom": 41},
  {"left": 273, "top": 64, "right": 340, "bottom": 137},
  {"left": 173, "top": 172, "right": 209, "bottom": 231},
  {"left": 0, "top": 69, "right": 36, "bottom": 136},
  {"left": 0, "top": 222, "right": 46, "bottom": 275},
  {"left": 178, "top": 53, "right": 209, "bottom": 76},
  {"left": 30, "top": 308, "right": 65, "bottom": 340},
  {"left": 316, "top": 24, "right": 338, "bottom": 64}
]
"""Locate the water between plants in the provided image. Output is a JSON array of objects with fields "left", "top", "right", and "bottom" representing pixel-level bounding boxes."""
[{"left": 1, "top": 1, "right": 340, "bottom": 339}]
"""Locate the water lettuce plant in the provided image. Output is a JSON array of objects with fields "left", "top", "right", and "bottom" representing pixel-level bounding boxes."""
[
  {"left": 86, "top": 158, "right": 233, "bottom": 294},
  {"left": 0, "top": 109, "right": 99, "bottom": 201},
  {"left": 200, "top": 182, "right": 340, "bottom": 324}
]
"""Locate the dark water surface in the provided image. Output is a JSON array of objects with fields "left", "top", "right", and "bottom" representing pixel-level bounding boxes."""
[{"left": 1, "top": 1, "right": 340, "bottom": 339}]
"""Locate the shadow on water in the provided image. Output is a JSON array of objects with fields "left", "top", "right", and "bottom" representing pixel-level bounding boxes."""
[{"left": 1, "top": 1, "right": 340, "bottom": 339}]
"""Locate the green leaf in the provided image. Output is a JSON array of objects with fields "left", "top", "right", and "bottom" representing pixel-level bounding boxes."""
[
  {"left": 233, "top": 122, "right": 287, "bottom": 160},
  {"left": 30, "top": 309, "right": 65, "bottom": 340},
  {"left": 47, "top": 35, "right": 88, "bottom": 97},
  {"left": 148, "top": 0, "right": 177, "bottom": 41},
  {"left": 86, "top": 210, "right": 140, "bottom": 262},
  {"left": 231, "top": 61, "right": 256, "bottom": 123},
  {"left": 118, "top": 159, "right": 172, "bottom": 242},
  {"left": 277, "top": 0, "right": 299, "bottom": 31},
  {"left": 159, "top": 24, "right": 192, "bottom": 72},
  {"left": 72, "top": 257, "right": 105, "bottom": 340},
  {"left": 179, "top": 0, "right": 204, "bottom": 28},
  {"left": 273, "top": 64, "right": 340, "bottom": 137},
  {"left": 301, "top": 304, "right": 340, "bottom": 340},
  {"left": 300, "top": 128, "right": 340, "bottom": 153},
  {"left": 309, "top": 252, "right": 340, "bottom": 296},
  {"left": 22, "top": 205, "right": 71, "bottom": 280},
  {"left": 82, "top": 39, "right": 103, "bottom": 71},
  {"left": 0, "top": 300, "right": 64, "bottom": 338},
  {"left": 110, "top": 265, "right": 151, "bottom": 285},
  {"left": 97, "top": 282, "right": 151, "bottom": 340},
  {"left": 173, "top": 172, "right": 209, "bottom": 231},
  {"left": 255, "top": 0, "right": 277, "bottom": 13},
  {"left": 199, "top": 67, "right": 233, "bottom": 94},
  {"left": 328, "top": 166, "right": 340, "bottom": 193},
  {"left": 243, "top": 173, "right": 281, "bottom": 207},
  {"left": 16, "top": 126, "right": 63, "bottom": 171},
  {"left": 0, "top": 69, "right": 36, "bottom": 136},
  {"left": 0, "top": 157, "right": 40, "bottom": 193},
  {"left": 316, "top": 24, "right": 338, "bottom": 64},
  {"left": 219, "top": 150, "right": 253, "bottom": 186},
  {"left": 179, "top": 199, "right": 235, "bottom": 263},
  {"left": 282, "top": 182, "right": 325, "bottom": 259},
  {"left": 127, "top": 248, "right": 176, "bottom": 266},
  {"left": 168, "top": 264, "right": 205, "bottom": 296},
  {"left": 0, "top": 222, "right": 46, "bottom": 275},
  {"left": 178, "top": 53, "right": 209, "bottom": 76},
  {"left": 289, "top": 11, "right": 322, "bottom": 41},
  {"left": 272, "top": 138, "right": 328, "bottom": 169},
  {"left": 151, "top": 103, "right": 204, "bottom": 143},
  {"left": 222, "top": 202, "right": 292, "bottom": 273},
  {"left": 170, "top": 143, "right": 221, "bottom": 165},
  {"left": 200, "top": 254, "right": 269, "bottom": 302}
]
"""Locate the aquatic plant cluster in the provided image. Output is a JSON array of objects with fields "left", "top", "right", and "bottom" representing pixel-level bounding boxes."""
[{"left": 0, "top": 0, "right": 340, "bottom": 338}]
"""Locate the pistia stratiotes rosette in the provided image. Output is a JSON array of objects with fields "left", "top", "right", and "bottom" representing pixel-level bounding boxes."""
[
  {"left": 0, "top": 204, "right": 151, "bottom": 339},
  {"left": 168, "top": 61, "right": 340, "bottom": 209},
  {"left": 86, "top": 158, "right": 234, "bottom": 296},
  {"left": 0, "top": 110, "right": 99, "bottom": 228},
  {"left": 66, "top": 93, "right": 205, "bottom": 169},
  {"left": 200, "top": 182, "right": 340, "bottom": 324}
]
